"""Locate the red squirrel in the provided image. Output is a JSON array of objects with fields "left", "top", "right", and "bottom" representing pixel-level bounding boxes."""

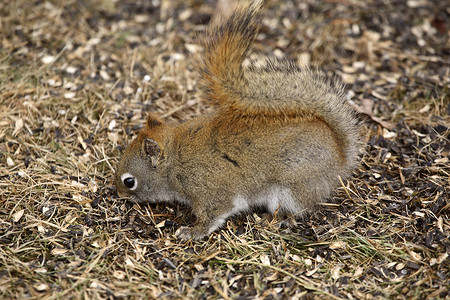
[{"left": 116, "top": 0, "right": 361, "bottom": 240}]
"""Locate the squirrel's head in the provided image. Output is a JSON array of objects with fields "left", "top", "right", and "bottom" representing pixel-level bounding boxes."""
[{"left": 115, "top": 113, "right": 168, "bottom": 203}]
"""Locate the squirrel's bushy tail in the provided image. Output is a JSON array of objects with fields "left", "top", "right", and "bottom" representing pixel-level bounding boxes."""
[
  {"left": 197, "top": 0, "right": 360, "bottom": 170},
  {"left": 197, "top": 0, "right": 263, "bottom": 105}
]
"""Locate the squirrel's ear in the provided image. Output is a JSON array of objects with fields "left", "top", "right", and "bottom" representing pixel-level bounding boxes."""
[
  {"left": 141, "top": 138, "right": 161, "bottom": 167},
  {"left": 146, "top": 113, "right": 163, "bottom": 129}
]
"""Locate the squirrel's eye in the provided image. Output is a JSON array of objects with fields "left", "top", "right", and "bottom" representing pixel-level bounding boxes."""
[
  {"left": 121, "top": 173, "right": 138, "bottom": 191},
  {"left": 124, "top": 177, "right": 135, "bottom": 188}
]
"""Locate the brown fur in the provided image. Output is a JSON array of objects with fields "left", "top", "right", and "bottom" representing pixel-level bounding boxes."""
[{"left": 115, "top": 0, "right": 361, "bottom": 240}]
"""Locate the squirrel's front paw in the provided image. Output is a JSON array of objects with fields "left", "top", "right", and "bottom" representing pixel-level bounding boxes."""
[{"left": 175, "top": 226, "right": 206, "bottom": 240}]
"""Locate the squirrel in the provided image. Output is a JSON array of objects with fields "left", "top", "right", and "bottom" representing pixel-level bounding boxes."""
[{"left": 115, "top": 0, "right": 361, "bottom": 240}]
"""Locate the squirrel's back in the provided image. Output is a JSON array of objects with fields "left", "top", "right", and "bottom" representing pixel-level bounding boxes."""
[{"left": 197, "top": 0, "right": 360, "bottom": 171}]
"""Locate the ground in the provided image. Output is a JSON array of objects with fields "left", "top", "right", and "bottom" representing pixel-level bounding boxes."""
[{"left": 0, "top": 0, "right": 449, "bottom": 299}]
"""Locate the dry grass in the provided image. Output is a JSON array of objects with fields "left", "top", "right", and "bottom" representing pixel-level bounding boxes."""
[{"left": 1, "top": 0, "right": 449, "bottom": 299}]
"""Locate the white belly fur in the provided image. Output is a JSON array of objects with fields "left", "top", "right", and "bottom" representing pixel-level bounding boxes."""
[
  {"left": 255, "top": 185, "right": 300, "bottom": 213},
  {"left": 207, "top": 186, "right": 299, "bottom": 234}
]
